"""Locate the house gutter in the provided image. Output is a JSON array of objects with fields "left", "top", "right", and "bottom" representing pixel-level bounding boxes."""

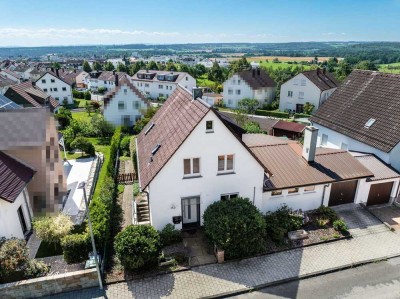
[{"left": 321, "top": 184, "right": 329, "bottom": 206}]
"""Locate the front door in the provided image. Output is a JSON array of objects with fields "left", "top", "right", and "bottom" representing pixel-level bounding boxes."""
[
  {"left": 182, "top": 197, "right": 200, "bottom": 228},
  {"left": 367, "top": 182, "right": 393, "bottom": 206},
  {"left": 296, "top": 104, "right": 304, "bottom": 113}
]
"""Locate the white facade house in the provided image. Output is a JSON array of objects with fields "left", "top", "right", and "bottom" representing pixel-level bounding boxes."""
[
  {"left": 311, "top": 70, "right": 400, "bottom": 172},
  {"left": 0, "top": 69, "right": 21, "bottom": 83},
  {"left": 0, "top": 74, "right": 17, "bottom": 95},
  {"left": 136, "top": 86, "right": 397, "bottom": 232},
  {"left": 107, "top": 58, "right": 125, "bottom": 68},
  {"left": 222, "top": 69, "right": 276, "bottom": 109},
  {"left": 36, "top": 71, "right": 73, "bottom": 104},
  {"left": 0, "top": 151, "right": 35, "bottom": 239},
  {"left": 103, "top": 78, "right": 149, "bottom": 127},
  {"left": 87, "top": 71, "right": 128, "bottom": 92},
  {"left": 131, "top": 70, "right": 196, "bottom": 100},
  {"left": 279, "top": 69, "right": 339, "bottom": 113}
]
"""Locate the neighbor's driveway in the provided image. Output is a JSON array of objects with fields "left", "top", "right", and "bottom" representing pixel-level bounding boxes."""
[{"left": 44, "top": 204, "right": 400, "bottom": 299}]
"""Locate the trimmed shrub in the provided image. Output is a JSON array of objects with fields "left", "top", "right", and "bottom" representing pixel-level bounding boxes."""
[
  {"left": 255, "top": 109, "right": 289, "bottom": 118},
  {"left": 0, "top": 237, "right": 29, "bottom": 280},
  {"left": 55, "top": 107, "right": 72, "bottom": 129},
  {"left": 130, "top": 136, "right": 138, "bottom": 175},
  {"left": 159, "top": 224, "right": 182, "bottom": 247},
  {"left": 265, "top": 205, "right": 303, "bottom": 243},
  {"left": 333, "top": 219, "right": 348, "bottom": 233},
  {"left": 107, "top": 127, "right": 122, "bottom": 176},
  {"left": 203, "top": 197, "right": 266, "bottom": 259},
  {"left": 24, "top": 259, "right": 50, "bottom": 279},
  {"left": 314, "top": 206, "right": 338, "bottom": 222},
  {"left": 294, "top": 113, "right": 311, "bottom": 119},
  {"left": 73, "top": 89, "right": 85, "bottom": 99},
  {"left": 115, "top": 225, "right": 161, "bottom": 271},
  {"left": 120, "top": 136, "right": 131, "bottom": 157},
  {"left": 61, "top": 233, "right": 91, "bottom": 264},
  {"left": 33, "top": 214, "right": 74, "bottom": 247},
  {"left": 70, "top": 136, "right": 96, "bottom": 156}
]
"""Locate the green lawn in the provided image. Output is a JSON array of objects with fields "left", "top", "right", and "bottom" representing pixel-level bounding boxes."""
[
  {"left": 196, "top": 74, "right": 218, "bottom": 88},
  {"left": 378, "top": 63, "right": 400, "bottom": 74},
  {"left": 71, "top": 111, "right": 94, "bottom": 122},
  {"left": 88, "top": 137, "right": 111, "bottom": 200},
  {"left": 60, "top": 150, "right": 91, "bottom": 160}
]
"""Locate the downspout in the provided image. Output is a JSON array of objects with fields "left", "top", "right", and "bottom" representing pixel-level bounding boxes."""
[
  {"left": 321, "top": 184, "right": 329, "bottom": 206},
  {"left": 252, "top": 186, "right": 256, "bottom": 205}
]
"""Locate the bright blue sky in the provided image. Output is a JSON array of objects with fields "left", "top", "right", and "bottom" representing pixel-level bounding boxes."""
[{"left": 0, "top": 0, "right": 399, "bottom": 46}]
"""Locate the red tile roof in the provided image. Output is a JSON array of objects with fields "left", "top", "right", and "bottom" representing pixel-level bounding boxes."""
[
  {"left": 237, "top": 69, "right": 276, "bottom": 89},
  {"left": 352, "top": 152, "right": 400, "bottom": 182},
  {"left": 302, "top": 69, "right": 339, "bottom": 91},
  {"left": 272, "top": 120, "right": 306, "bottom": 133},
  {"left": 0, "top": 151, "right": 35, "bottom": 203}
]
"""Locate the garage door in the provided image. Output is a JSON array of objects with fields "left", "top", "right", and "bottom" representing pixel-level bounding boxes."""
[
  {"left": 328, "top": 180, "right": 358, "bottom": 206},
  {"left": 366, "top": 182, "right": 393, "bottom": 206}
]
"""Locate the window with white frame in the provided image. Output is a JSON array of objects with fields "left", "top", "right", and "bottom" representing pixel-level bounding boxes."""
[
  {"left": 298, "top": 92, "right": 304, "bottom": 99},
  {"left": 206, "top": 120, "right": 213, "bottom": 132},
  {"left": 217, "top": 154, "right": 234, "bottom": 173},
  {"left": 133, "top": 101, "right": 140, "bottom": 109},
  {"left": 288, "top": 91, "right": 293, "bottom": 97},
  {"left": 228, "top": 89, "right": 233, "bottom": 95},
  {"left": 304, "top": 185, "right": 315, "bottom": 192},
  {"left": 183, "top": 158, "right": 200, "bottom": 177},
  {"left": 220, "top": 193, "right": 239, "bottom": 201},
  {"left": 321, "top": 134, "right": 328, "bottom": 146},
  {"left": 118, "top": 101, "right": 125, "bottom": 110}
]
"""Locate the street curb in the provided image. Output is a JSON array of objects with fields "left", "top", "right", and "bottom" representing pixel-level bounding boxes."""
[{"left": 201, "top": 253, "right": 400, "bottom": 299}]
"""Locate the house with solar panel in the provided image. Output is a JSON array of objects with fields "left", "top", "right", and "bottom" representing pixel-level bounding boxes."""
[{"left": 135, "top": 86, "right": 400, "bottom": 231}]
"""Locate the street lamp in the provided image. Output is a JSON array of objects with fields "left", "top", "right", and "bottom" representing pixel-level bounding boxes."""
[{"left": 78, "top": 181, "right": 103, "bottom": 290}]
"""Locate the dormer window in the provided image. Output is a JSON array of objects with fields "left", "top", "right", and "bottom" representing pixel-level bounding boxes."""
[
  {"left": 206, "top": 120, "right": 213, "bottom": 133},
  {"left": 364, "top": 118, "right": 376, "bottom": 128}
]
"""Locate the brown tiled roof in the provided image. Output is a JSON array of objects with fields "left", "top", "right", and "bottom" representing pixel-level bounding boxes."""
[
  {"left": 37, "top": 70, "right": 74, "bottom": 86},
  {"left": 1, "top": 68, "right": 20, "bottom": 80},
  {"left": 98, "top": 71, "right": 128, "bottom": 82},
  {"left": 243, "top": 134, "right": 373, "bottom": 190},
  {"left": 302, "top": 69, "right": 339, "bottom": 91},
  {"left": 137, "top": 85, "right": 210, "bottom": 189},
  {"left": 352, "top": 152, "right": 400, "bottom": 182},
  {"left": 0, "top": 151, "right": 35, "bottom": 203},
  {"left": 218, "top": 111, "right": 279, "bottom": 133},
  {"left": 0, "top": 74, "right": 17, "bottom": 88},
  {"left": 103, "top": 77, "right": 148, "bottom": 108},
  {"left": 311, "top": 70, "right": 400, "bottom": 153},
  {"left": 237, "top": 69, "right": 276, "bottom": 89},
  {"left": 272, "top": 120, "right": 306, "bottom": 133},
  {"left": 131, "top": 70, "right": 189, "bottom": 83}
]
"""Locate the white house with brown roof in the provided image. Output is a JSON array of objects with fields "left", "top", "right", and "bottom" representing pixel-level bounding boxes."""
[
  {"left": 88, "top": 71, "right": 128, "bottom": 92},
  {"left": 35, "top": 70, "right": 73, "bottom": 104},
  {"left": 103, "top": 78, "right": 149, "bottom": 127},
  {"left": 311, "top": 70, "right": 400, "bottom": 173},
  {"left": 0, "top": 68, "right": 21, "bottom": 83},
  {"left": 131, "top": 70, "right": 196, "bottom": 100},
  {"left": 136, "top": 86, "right": 399, "bottom": 231},
  {"left": 279, "top": 68, "right": 339, "bottom": 113},
  {"left": 222, "top": 69, "right": 276, "bottom": 109}
]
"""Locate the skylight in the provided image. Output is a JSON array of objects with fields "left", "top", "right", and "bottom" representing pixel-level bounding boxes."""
[
  {"left": 151, "top": 144, "right": 161, "bottom": 155},
  {"left": 364, "top": 118, "right": 376, "bottom": 128},
  {"left": 144, "top": 122, "right": 155, "bottom": 135}
]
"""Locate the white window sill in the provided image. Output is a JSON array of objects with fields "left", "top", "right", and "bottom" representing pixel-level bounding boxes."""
[
  {"left": 304, "top": 191, "right": 317, "bottom": 194},
  {"left": 217, "top": 171, "right": 235, "bottom": 176},
  {"left": 182, "top": 175, "right": 202, "bottom": 180},
  {"left": 270, "top": 195, "right": 284, "bottom": 198},
  {"left": 287, "top": 193, "right": 300, "bottom": 196}
]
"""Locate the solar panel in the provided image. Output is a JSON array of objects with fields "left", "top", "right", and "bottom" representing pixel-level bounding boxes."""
[{"left": 0, "top": 94, "right": 21, "bottom": 110}]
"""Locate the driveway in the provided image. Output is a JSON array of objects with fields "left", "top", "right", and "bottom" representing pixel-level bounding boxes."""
[{"left": 367, "top": 205, "right": 400, "bottom": 231}]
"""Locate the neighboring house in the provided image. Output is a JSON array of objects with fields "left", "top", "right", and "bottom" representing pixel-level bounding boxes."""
[
  {"left": 131, "top": 70, "right": 196, "bottom": 100},
  {"left": 311, "top": 70, "right": 400, "bottom": 172},
  {"left": 107, "top": 58, "right": 125, "bottom": 68},
  {"left": 0, "top": 107, "right": 67, "bottom": 215},
  {"left": 202, "top": 93, "right": 223, "bottom": 106},
  {"left": 4, "top": 81, "right": 59, "bottom": 112},
  {"left": 0, "top": 74, "right": 17, "bottom": 95},
  {"left": 88, "top": 71, "right": 128, "bottom": 91},
  {"left": 279, "top": 68, "right": 339, "bottom": 113},
  {"left": 30, "top": 67, "right": 46, "bottom": 82},
  {"left": 35, "top": 69, "right": 74, "bottom": 105},
  {"left": 218, "top": 111, "right": 278, "bottom": 135},
  {"left": 222, "top": 69, "right": 276, "bottom": 109},
  {"left": 272, "top": 120, "right": 305, "bottom": 140},
  {"left": 136, "top": 86, "right": 397, "bottom": 231},
  {"left": 75, "top": 70, "right": 89, "bottom": 88},
  {"left": 0, "top": 151, "right": 36, "bottom": 239},
  {"left": 13, "top": 64, "right": 33, "bottom": 81},
  {"left": 103, "top": 77, "right": 149, "bottom": 127},
  {"left": 0, "top": 68, "right": 21, "bottom": 83}
]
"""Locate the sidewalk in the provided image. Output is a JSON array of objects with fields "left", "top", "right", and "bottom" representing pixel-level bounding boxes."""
[{"left": 44, "top": 205, "right": 400, "bottom": 299}]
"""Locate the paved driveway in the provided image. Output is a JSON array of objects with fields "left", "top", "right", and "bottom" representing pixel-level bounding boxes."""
[
  {"left": 43, "top": 204, "right": 400, "bottom": 299},
  {"left": 368, "top": 205, "right": 400, "bottom": 231}
]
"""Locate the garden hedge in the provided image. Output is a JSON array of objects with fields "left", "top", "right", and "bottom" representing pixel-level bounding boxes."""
[
  {"left": 255, "top": 109, "right": 289, "bottom": 118},
  {"left": 107, "top": 126, "right": 122, "bottom": 176},
  {"left": 61, "top": 233, "right": 91, "bottom": 264},
  {"left": 203, "top": 197, "right": 266, "bottom": 259}
]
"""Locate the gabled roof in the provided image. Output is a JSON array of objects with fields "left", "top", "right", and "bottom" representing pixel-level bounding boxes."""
[
  {"left": 36, "top": 70, "right": 73, "bottom": 86},
  {"left": 131, "top": 70, "right": 190, "bottom": 83},
  {"left": 351, "top": 152, "right": 400, "bottom": 182},
  {"left": 236, "top": 69, "right": 276, "bottom": 89},
  {"left": 103, "top": 77, "right": 148, "bottom": 108},
  {"left": 272, "top": 120, "right": 306, "bottom": 133},
  {"left": 311, "top": 70, "right": 400, "bottom": 153},
  {"left": 97, "top": 71, "right": 128, "bottom": 82},
  {"left": 1, "top": 68, "right": 20, "bottom": 80},
  {"left": 0, "top": 151, "right": 36, "bottom": 203},
  {"left": 243, "top": 134, "right": 373, "bottom": 190},
  {"left": 0, "top": 74, "right": 17, "bottom": 88},
  {"left": 301, "top": 69, "right": 339, "bottom": 91}
]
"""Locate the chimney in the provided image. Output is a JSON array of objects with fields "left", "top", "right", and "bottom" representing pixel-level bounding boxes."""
[
  {"left": 113, "top": 70, "right": 116, "bottom": 75},
  {"left": 51, "top": 67, "right": 54, "bottom": 73},
  {"left": 316, "top": 68, "right": 320, "bottom": 75},
  {"left": 115, "top": 74, "right": 119, "bottom": 86},
  {"left": 55, "top": 68, "right": 59, "bottom": 77},
  {"left": 32, "top": 81, "right": 36, "bottom": 87},
  {"left": 252, "top": 69, "right": 255, "bottom": 77},
  {"left": 257, "top": 68, "right": 260, "bottom": 76},
  {"left": 302, "top": 126, "right": 319, "bottom": 163},
  {"left": 192, "top": 87, "right": 203, "bottom": 101}
]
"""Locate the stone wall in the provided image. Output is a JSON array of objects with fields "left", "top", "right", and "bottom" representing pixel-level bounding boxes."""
[{"left": 0, "top": 268, "right": 99, "bottom": 299}]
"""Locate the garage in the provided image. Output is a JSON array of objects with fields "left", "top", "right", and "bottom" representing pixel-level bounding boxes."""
[
  {"left": 328, "top": 180, "right": 358, "bottom": 206},
  {"left": 366, "top": 182, "right": 394, "bottom": 206}
]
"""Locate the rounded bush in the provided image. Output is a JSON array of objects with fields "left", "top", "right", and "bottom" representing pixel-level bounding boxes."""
[
  {"left": 114, "top": 225, "right": 161, "bottom": 271},
  {"left": 159, "top": 224, "right": 182, "bottom": 247},
  {"left": 61, "top": 233, "right": 90, "bottom": 264},
  {"left": 203, "top": 197, "right": 266, "bottom": 259}
]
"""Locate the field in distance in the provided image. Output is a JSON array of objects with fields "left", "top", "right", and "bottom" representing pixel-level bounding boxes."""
[{"left": 220, "top": 56, "right": 335, "bottom": 62}]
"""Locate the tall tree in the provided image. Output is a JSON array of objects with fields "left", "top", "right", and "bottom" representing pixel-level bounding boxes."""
[
  {"left": 82, "top": 60, "right": 92, "bottom": 72},
  {"left": 92, "top": 61, "right": 102, "bottom": 71},
  {"left": 165, "top": 60, "right": 177, "bottom": 71},
  {"left": 104, "top": 61, "right": 115, "bottom": 71},
  {"left": 147, "top": 60, "right": 158, "bottom": 70},
  {"left": 354, "top": 60, "right": 378, "bottom": 71},
  {"left": 229, "top": 57, "right": 251, "bottom": 74},
  {"left": 116, "top": 62, "right": 127, "bottom": 72},
  {"left": 208, "top": 61, "right": 224, "bottom": 83}
]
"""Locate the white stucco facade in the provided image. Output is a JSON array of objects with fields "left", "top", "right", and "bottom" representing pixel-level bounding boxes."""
[
  {"left": 279, "top": 73, "right": 336, "bottom": 113},
  {"left": 354, "top": 178, "right": 400, "bottom": 205},
  {"left": 36, "top": 72, "right": 73, "bottom": 104},
  {"left": 146, "top": 110, "right": 265, "bottom": 230},
  {"left": 313, "top": 124, "right": 400, "bottom": 172},
  {"left": 222, "top": 74, "right": 275, "bottom": 109},
  {"left": 88, "top": 76, "right": 117, "bottom": 91},
  {"left": 103, "top": 82, "right": 148, "bottom": 127},
  {"left": 0, "top": 188, "right": 32, "bottom": 239}
]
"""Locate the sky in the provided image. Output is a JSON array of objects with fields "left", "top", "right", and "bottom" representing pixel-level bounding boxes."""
[{"left": 0, "top": 0, "right": 400, "bottom": 47}]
